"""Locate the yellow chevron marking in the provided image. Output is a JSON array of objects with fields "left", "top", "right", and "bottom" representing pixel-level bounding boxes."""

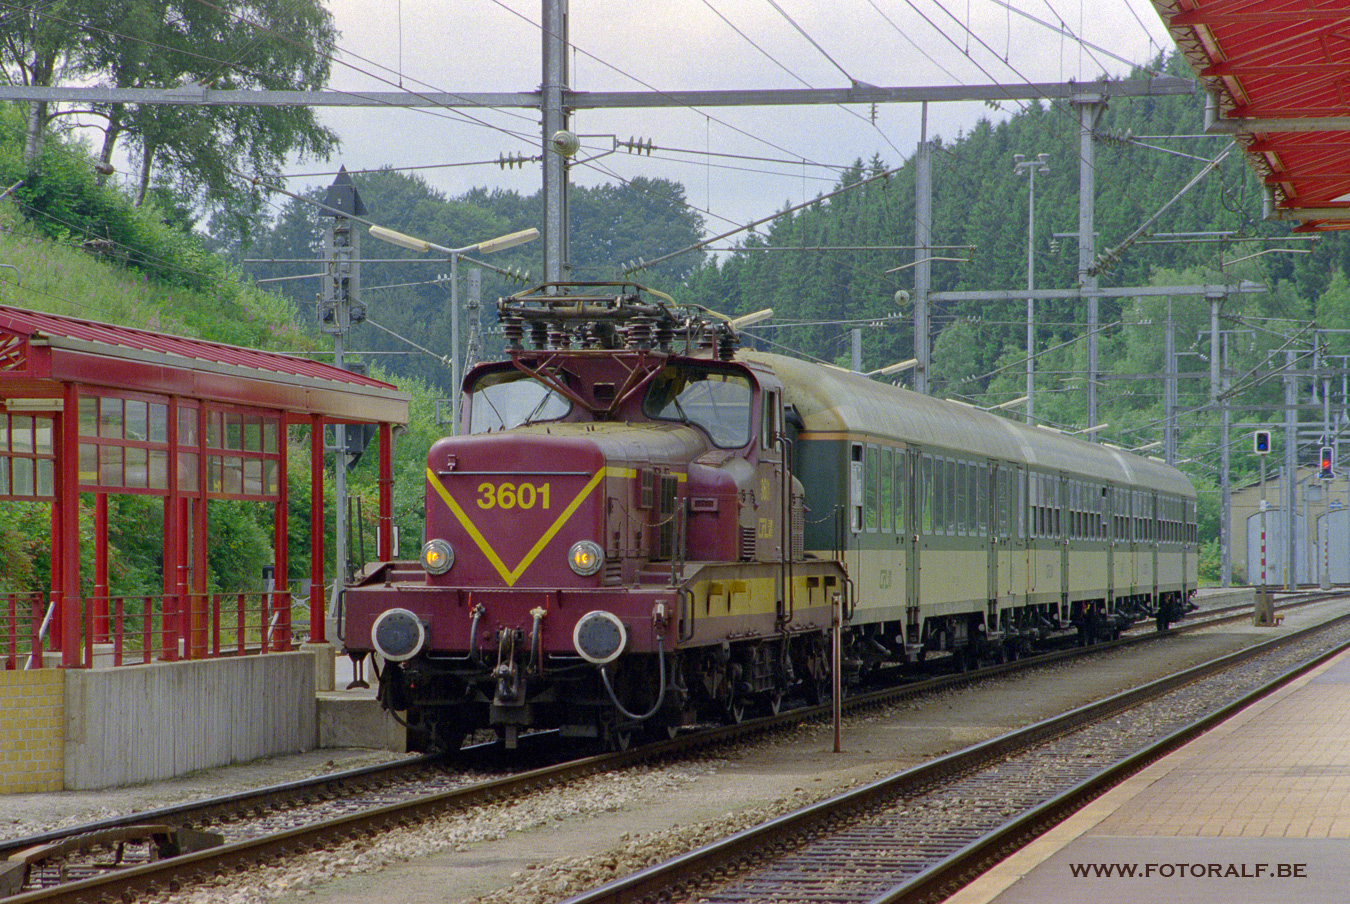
[{"left": 428, "top": 466, "right": 625, "bottom": 587}]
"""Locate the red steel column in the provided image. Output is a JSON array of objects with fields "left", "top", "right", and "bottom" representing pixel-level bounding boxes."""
[
  {"left": 93, "top": 492, "right": 108, "bottom": 641},
  {"left": 310, "top": 414, "right": 325, "bottom": 643},
  {"left": 274, "top": 415, "right": 289, "bottom": 645},
  {"left": 59, "top": 383, "right": 81, "bottom": 668},
  {"left": 190, "top": 406, "right": 209, "bottom": 659},
  {"left": 163, "top": 397, "right": 179, "bottom": 659},
  {"left": 377, "top": 422, "right": 393, "bottom": 561},
  {"left": 47, "top": 475, "right": 61, "bottom": 660}
]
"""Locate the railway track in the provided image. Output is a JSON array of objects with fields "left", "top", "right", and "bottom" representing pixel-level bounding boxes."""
[
  {"left": 558, "top": 607, "right": 1350, "bottom": 904},
  {"left": 0, "top": 590, "right": 1332, "bottom": 903}
]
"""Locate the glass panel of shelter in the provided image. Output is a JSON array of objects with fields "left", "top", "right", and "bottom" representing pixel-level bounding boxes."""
[
  {"left": 0, "top": 412, "right": 56, "bottom": 501},
  {"left": 74, "top": 392, "right": 283, "bottom": 503}
]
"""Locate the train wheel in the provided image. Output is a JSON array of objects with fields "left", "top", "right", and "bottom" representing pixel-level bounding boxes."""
[
  {"left": 725, "top": 697, "right": 746, "bottom": 724},
  {"left": 606, "top": 725, "right": 634, "bottom": 751}
]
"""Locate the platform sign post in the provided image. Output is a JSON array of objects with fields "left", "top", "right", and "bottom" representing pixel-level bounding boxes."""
[{"left": 1255, "top": 431, "right": 1270, "bottom": 588}]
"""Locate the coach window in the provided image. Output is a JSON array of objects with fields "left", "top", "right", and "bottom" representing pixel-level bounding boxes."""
[
  {"left": 931, "top": 458, "right": 943, "bottom": 534},
  {"left": 1077, "top": 482, "right": 1085, "bottom": 539},
  {"left": 880, "top": 448, "right": 893, "bottom": 533},
  {"left": 1068, "top": 481, "right": 1076, "bottom": 539},
  {"left": 1031, "top": 474, "right": 1042, "bottom": 539},
  {"left": 934, "top": 461, "right": 945, "bottom": 531},
  {"left": 1038, "top": 478, "right": 1046, "bottom": 538},
  {"left": 1043, "top": 475, "right": 1052, "bottom": 538},
  {"left": 892, "top": 452, "right": 905, "bottom": 532},
  {"left": 967, "top": 461, "right": 977, "bottom": 536},
  {"left": 995, "top": 469, "right": 1009, "bottom": 539},
  {"left": 946, "top": 460, "right": 957, "bottom": 535},
  {"left": 975, "top": 464, "right": 986, "bottom": 536},
  {"left": 1050, "top": 476, "right": 1059, "bottom": 537},
  {"left": 970, "top": 463, "right": 980, "bottom": 535},
  {"left": 939, "top": 458, "right": 949, "bottom": 534},
  {"left": 850, "top": 443, "right": 864, "bottom": 532},
  {"left": 925, "top": 458, "right": 936, "bottom": 533},
  {"left": 865, "top": 445, "right": 879, "bottom": 531},
  {"left": 1029, "top": 474, "right": 1040, "bottom": 538},
  {"left": 949, "top": 459, "right": 961, "bottom": 535},
  {"left": 1016, "top": 470, "right": 1025, "bottom": 539}
]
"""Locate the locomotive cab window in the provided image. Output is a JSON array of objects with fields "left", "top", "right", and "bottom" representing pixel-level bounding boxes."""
[
  {"left": 466, "top": 371, "right": 572, "bottom": 433},
  {"left": 761, "top": 391, "right": 779, "bottom": 450},
  {"left": 644, "top": 365, "right": 753, "bottom": 448}
]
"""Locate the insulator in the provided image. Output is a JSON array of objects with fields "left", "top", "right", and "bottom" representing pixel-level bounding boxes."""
[
  {"left": 502, "top": 316, "right": 524, "bottom": 351},
  {"left": 530, "top": 321, "right": 550, "bottom": 350},
  {"left": 655, "top": 320, "right": 674, "bottom": 352},
  {"left": 627, "top": 315, "right": 654, "bottom": 350},
  {"left": 717, "top": 328, "right": 738, "bottom": 361},
  {"left": 548, "top": 325, "right": 571, "bottom": 350}
]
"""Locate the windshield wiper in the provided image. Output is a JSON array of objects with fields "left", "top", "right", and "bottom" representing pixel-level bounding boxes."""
[{"left": 522, "top": 390, "right": 560, "bottom": 425}]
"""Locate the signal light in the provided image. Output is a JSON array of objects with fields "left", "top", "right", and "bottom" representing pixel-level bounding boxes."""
[
  {"left": 1320, "top": 446, "right": 1335, "bottom": 480},
  {"left": 1253, "top": 430, "right": 1271, "bottom": 455}
]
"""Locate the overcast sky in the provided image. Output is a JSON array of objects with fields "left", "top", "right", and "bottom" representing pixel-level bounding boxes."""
[{"left": 279, "top": 0, "right": 1177, "bottom": 242}]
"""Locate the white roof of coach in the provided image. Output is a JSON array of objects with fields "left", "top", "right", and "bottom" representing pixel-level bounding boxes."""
[{"left": 744, "top": 351, "right": 1193, "bottom": 498}]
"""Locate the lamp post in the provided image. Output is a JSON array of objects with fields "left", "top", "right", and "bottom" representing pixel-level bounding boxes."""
[
  {"left": 1014, "top": 153, "right": 1050, "bottom": 425},
  {"left": 369, "top": 226, "right": 539, "bottom": 432}
]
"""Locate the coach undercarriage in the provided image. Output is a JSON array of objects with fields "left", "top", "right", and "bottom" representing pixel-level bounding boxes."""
[{"left": 381, "top": 586, "right": 1199, "bottom": 752}]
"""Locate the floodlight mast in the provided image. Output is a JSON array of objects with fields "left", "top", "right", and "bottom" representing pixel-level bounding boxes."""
[
  {"left": 989, "top": 395, "right": 1029, "bottom": 411},
  {"left": 729, "top": 308, "right": 774, "bottom": 330},
  {"left": 867, "top": 358, "right": 919, "bottom": 378},
  {"left": 369, "top": 225, "right": 541, "bottom": 432}
]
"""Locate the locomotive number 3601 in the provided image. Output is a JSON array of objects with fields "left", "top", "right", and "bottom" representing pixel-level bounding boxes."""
[{"left": 476, "top": 481, "right": 552, "bottom": 510}]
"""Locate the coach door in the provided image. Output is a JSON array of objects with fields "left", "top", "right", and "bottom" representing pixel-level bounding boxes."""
[
  {"left": 1058, "top": 475, "right": 1070, "bottom": 610},
  {"left": 1150, "top": 492, "right": 1160, "bottom": 602},
  {"left": 1105, "top": 485, "right": 1115, "bottom": 605},
  {"left": 986, "top": 462, "right": 999, "bottom": 607},
  {"left": 905, "top": 450, "right": 920, "bottom": 643}
]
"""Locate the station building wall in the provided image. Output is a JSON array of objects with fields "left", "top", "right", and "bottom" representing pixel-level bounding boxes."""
[{"left": 0, "top": 668, "right": 64, "bottom": 793}]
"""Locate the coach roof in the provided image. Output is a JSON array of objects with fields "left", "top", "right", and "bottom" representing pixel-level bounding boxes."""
[{"left": 747, "top": 351, "right": 1193, "bottom": 498}]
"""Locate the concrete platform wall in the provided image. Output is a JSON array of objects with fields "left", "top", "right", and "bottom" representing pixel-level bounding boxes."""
[{"left": 63, "top": 652, "right": 316, "bottom": 790}]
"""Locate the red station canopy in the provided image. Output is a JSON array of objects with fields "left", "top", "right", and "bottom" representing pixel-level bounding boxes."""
[
  {"left": 0, "top": 304, "right": 408, "bottom": 423},
  {"left": 1154, "top": 0, "right": 1350, "bottom": 231},
  {"left": 0, "top": 304, "right": 410, "bottom": 665}
]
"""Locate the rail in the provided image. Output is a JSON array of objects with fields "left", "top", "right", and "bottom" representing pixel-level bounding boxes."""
[{"left": 2, "top": 592, "right": 1340, "bottom": 901}]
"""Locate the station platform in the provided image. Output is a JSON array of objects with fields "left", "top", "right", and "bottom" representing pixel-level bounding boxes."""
[
  {"left": 318, "top": 646, "right": 405, "bottom": 752},
  {"left": 947, "top": 645, "right": 1350, "bottom": 904}
]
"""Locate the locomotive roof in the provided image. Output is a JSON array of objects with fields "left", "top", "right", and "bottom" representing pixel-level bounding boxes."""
[{"left": 745, "top": 351, "right": 1194, "bottom": 498}]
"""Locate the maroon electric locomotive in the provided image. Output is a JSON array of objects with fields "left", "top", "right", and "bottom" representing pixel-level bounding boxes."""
[
  {"left": 342, "top": 282, "right": 1199, "bottom": 752},
  {"left": 342, "top": 283, "right": 846, "bottom": 751}
]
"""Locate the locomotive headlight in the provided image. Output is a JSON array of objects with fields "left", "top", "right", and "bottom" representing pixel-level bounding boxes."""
[
  {"left": 568, "top": 540, "right": 605, "bottom": 576},
  {"left": 371, "top": 607, "right": 426, "bottom": 662},
  {"left": 420, "top": 538, "right": 454, "bottom": 575}
]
